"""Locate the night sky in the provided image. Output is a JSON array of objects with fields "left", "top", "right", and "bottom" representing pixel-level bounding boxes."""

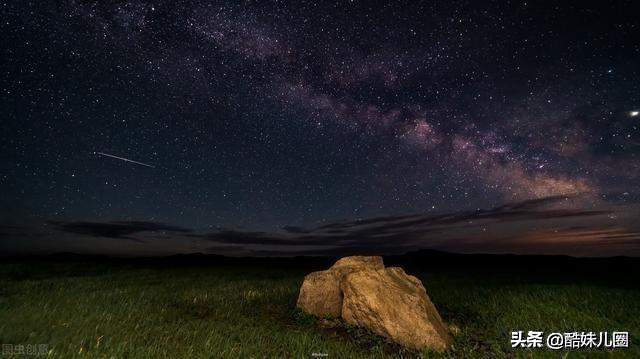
[{"left": 2, "top": 1, "right": 640, "bottom": 256}]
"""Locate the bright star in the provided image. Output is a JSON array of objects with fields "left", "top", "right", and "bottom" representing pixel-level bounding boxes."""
[{"left": 630, "top": 111, "right": 639, "bottom": 117}]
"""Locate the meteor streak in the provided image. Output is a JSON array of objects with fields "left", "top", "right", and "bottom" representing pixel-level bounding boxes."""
[{"left": 95, "top": 152, "right": 155, "bottom": 168}]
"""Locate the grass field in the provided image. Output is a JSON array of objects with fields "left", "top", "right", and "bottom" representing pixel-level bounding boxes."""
[{"left": 0, "top": 255, "right": 638, "bottom": 358}]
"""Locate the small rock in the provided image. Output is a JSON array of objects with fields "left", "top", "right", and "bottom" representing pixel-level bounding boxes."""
[
  {"left": 297, "top": 270, "right": 342, "bottom": 317},
  {"left": 296, "top": 256, "right": 384, "bottom": 317}
]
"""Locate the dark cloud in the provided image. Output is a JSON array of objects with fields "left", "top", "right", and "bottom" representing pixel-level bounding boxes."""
[
  {"left": 281, "top": 226, "right": 311, "bottom": 234},
  {"left": 3, "top": 195, "right": 637, "bottom": 256},
  {"left": 0, "top": 225, "right": 49, "bottom": 240},
  {"left": 49, "top": 221, "right": 192, "bottom": 241},
  {"left": 189, "top": 194, "right": 623, "bottom": 255}
]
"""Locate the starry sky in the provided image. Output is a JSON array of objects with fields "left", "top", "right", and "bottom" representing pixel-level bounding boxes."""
[{"left": 2, "top": 0, "right": 640, "bottom": 256}]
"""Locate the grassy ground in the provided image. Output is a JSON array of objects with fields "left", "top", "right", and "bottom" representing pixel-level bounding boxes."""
[{"left": 0, "top": 259, "right": 638, "bottom": 358}]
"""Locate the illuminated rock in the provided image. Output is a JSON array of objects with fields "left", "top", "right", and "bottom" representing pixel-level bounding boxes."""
[{"left": 297, "top": 256, "right": 451, "bottom": 352}]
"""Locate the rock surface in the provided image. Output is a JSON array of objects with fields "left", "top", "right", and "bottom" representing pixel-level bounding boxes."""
[
  {"left": 296, "top": 256, "right": 383, "bottom": 317},
  {"left": 296, "top": 256, "right": 452, "bottom": 352}
]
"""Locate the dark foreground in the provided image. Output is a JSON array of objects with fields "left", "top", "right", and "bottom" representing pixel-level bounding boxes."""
[{"left": 0, "top": 251, "right": 638, "bottom": 358}]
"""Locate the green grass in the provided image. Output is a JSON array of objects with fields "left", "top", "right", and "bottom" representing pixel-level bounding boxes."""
[{"left": 0, "top": 262, "right": 638, "bottom": 358}]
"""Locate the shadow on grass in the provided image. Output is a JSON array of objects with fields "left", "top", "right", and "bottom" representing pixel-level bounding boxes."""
[{"left": 288, "top": 308, "right": 431, "bottom": 357}]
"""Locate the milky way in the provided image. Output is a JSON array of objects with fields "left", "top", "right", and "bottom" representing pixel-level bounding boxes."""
[{"left": 1, "top": 1, "right": 640, "bottom": 256}]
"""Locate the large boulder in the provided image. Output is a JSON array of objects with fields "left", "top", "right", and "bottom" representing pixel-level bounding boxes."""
[{"left": 296, "top": 256, "right": 452, "bottom": 352}]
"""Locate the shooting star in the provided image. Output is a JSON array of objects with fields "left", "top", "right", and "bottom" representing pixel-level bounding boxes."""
[{"left": 95, "top": 152, "right": 155, "bottom": 168}]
